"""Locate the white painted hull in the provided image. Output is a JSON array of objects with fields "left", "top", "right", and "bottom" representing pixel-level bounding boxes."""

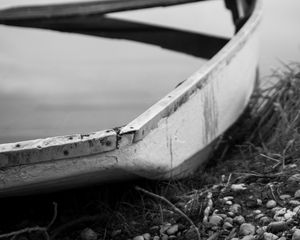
[{"left": 0, "top": 0, "right": 262, "bottom": 195}]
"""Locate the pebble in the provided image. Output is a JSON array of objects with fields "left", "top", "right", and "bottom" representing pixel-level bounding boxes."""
[
  {"left": 226, "top": 200, "right": 233, "bottom": 205},
  {"left": 224, "top": 217, "right": 233, "bottom": 224},
  {"left": 253, "top": 209, "right": 262, "bottom": 215},
  {"left": 284, "top": 210, "right": 296, "bottom": 221},
  {"left": 142, "top": 233, "right": 151, "bottom": 240},
  {"left": 279, "top": 194, "right": 291, "bottom": 200},
  {"left": 211, "top": 226, "right": 219, "bottom": 231},
  {"left": 229, "top": 204, "right": 241, "bottom": 214},
  {"left": 274, "top": 208, "right": 287, "bottom": 221},
  {"left": 234, "top": 215, "right": 246, "bottom": 225},
  {"left": 218, "top": 214, "right": 227, "bottom": 219},
  {"left": 166, "top": 225, "right": 178, "bottom": 235},
  {"left": 295, "top": 190, "right": 300, "bottom": 199},
  {"left": 223, "top": 222, "right": 233, "bottom": 230},
  {"left": 267, "top": 221, "right": 288, "bottom": 233},
  {"left": 209, "top": 215, "right": 223, "bottom": 226},
  {"left": 80, "top": 228, "right": 97, "bottom": 240},
  {"left": 161, "top": 234, "right": 168, "bottom": 240},
  {"left": 239, "top": 223, "right": 256, "bottom": 236},
  {"left": 231, "top": 184, "right": 247, "bottom": 191},
  {"left": 273, "top": 216, "right": 285, "bottom": 222},
  {"left": 133, "top": 236, "right": 144, "bottom": 240},
  {"left": 266, "top": 200, "right": 277, "bottom": 209},
  {"left": 290, "top": 200, "right": 300, "bottom": 206},
  {"left": 276, "top": 208, "right": 287, "bottom": 215},
  {"left": 272, "top": 207, "right": 282, "bottom": 213},
  {"left": 257, "top": 226, "right": 267, "bottom": 235},
  {"left": 278, "top": 238, "right": 287, "bottom": 240},
  {"left": 260, "top": 216, "right": 272, "bottom": 225},
  {"left": 160, "top": 224, "right": 171, "bottom": 234},
  {"left": 246, "top": 199, "right": 259, "bottom": 208},
  {"left": 150, "top": 226, "right": 160, "bottom": 231},
  {"left": 207, "top": 230, "right": 214, "bottom": 237},
  {"left": 286, "top": 164, "right": 297, "bottom": 169},
  {"left": 223, "top": 196, "right": 234, "bottom": 201},
  {"left": 241, "top": 235, "right": 255, "bottom": 240},
  {"left": 294, "top": 205, "right": 300, "bottom": 213},
  {"left": 255, "top": 213, "right": 265, "bottom": 220},
  {"left": 292, "top": 229, "right": 300, "bottom": 240},
  {"left": 288, "top": 174, "right": 300, "bottom": 182},
  {"left": 273, "top": 208, "right": 286, "bottom": 221},
  {"left": 264, "top": 232, "right": 279, "bottom": 240},
  {"left": 227, "top": 211, "right": 235, "bottom": 217},
  {"left": 257, "top": 199, "right": 263, "bottom": 206},
  {"left": 153, "top": 237, "right": 160, "bottom": 240}
]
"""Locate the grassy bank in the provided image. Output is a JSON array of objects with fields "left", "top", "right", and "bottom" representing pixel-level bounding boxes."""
[{"left": 0, "top": 63, "right": 300, "bottom": 240}]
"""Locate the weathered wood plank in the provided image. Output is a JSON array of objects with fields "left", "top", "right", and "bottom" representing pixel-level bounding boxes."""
[{"left": 0, "top": 130, "right": 117, "bottom": 168}]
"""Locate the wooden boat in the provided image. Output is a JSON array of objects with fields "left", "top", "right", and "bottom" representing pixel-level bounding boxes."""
[{"left": 0, "top": 0, "right": 262, "bottom": 195}]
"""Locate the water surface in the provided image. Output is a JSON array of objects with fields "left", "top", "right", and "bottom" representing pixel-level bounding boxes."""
[
  {"left": 1, "top": 0, "right": 298, "bottom": 144},
  {"left": 260, "top": 0, "right": 300, "bottom": 77},
  {"left": 0, "top": 1, "right": 232, "bottom": 143}
]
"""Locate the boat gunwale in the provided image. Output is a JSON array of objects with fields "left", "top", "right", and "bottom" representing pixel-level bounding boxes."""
[
  {"left": 0, "top": 0, "right": 262, "bottom": 168},
  {"left": 120, "top": 0, "right": 263, "bottom": 140},
  {"left": 0, "top": 0, "right": 205, "bottom": 21}
]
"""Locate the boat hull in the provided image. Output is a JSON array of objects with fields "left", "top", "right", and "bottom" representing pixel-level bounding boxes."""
[{"left": 0, "top": 0, "right": 262, "bottom": 195}]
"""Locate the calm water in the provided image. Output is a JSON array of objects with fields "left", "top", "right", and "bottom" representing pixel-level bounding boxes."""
[
  {"left": 0, "top": 0, "right": 299, "bottom": 143},
  {"left": 260, "top": 0, "right": 300, "bottom": 77},
  {"left": 0, "top": 1, "right": 232, "bottom": 143}
]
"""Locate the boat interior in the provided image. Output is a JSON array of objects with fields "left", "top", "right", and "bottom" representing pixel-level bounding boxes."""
[{"left": 0, "top": 0, "right": 249, "bottom": 144}]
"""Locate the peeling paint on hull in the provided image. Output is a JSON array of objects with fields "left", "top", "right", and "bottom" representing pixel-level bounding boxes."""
[{"left": 0, "top": 0, "right": 262, "bottom": 195}]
